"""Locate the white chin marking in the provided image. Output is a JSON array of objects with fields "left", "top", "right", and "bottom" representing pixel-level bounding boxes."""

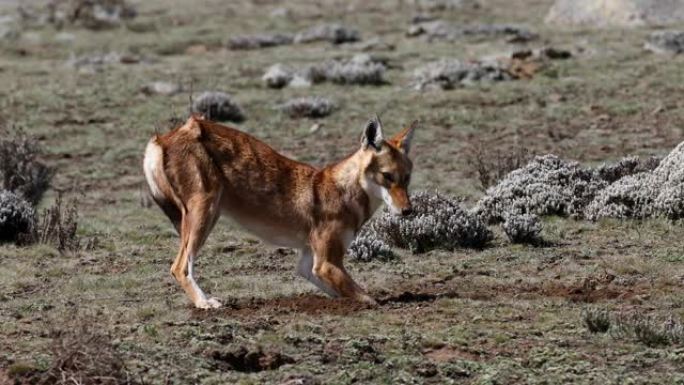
[{"left": 380, "top": 186, "right": 400, "bottom": 214}]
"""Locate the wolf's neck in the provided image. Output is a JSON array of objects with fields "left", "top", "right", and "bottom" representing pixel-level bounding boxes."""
[{"left": 320, "top": 150, "right": 381, "bottom": 229}]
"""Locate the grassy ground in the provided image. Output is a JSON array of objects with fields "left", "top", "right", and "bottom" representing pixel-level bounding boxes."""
[{"left": 2, "top": 0, "right": 684, "bottom": 384}]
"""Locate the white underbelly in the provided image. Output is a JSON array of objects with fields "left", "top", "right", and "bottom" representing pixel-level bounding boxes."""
[{"left": 229, "top": 214, "right": 308, "bottom": 249}]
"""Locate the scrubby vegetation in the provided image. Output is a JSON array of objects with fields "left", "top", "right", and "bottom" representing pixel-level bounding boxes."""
[
  {"left": 228, "top": 33, "right": 293, "bottom": 50},
  {"left": 19, "top": 0, "right": 137, "bottom": 30},
  {"left": 474, "top": 155, "right": 605, "bottom": 223},
  {"left": 293, "top": 23, "right": 360, "bottom": 45},
  {"left": 583, "top": 308, "right": 684, "bottom": 347},
  {"left": 0, "top": 190, "right": 35, "bottom": 243},
  {"left": 348, "top": 234, "right": 395, "bottom": 262},
  {"left": 279, "top": 96, "right": 335, "bottom": 119},
  {"left": 411, "top": 58, "right": 512, "bottom": 90},
  {"left": 502, "top": 213, "right": 543, "bottom": 245},
  {"left": 586, "top": 142, "right": 684, "bottom": 220},
  {"left": 191, "top": 92, "right": 246, "bottom": 122},
  {"left": 263, "top": 55, "right": 388, "bottom": 88},
  {"left": 407, "top": 20, "right": 534, "bottom": 42},
  {"left": 582, "top": 307, "right": 611, "bottom": 333},
  {"left": 0, "top": 127, "right": 54, "bottom": 205},
  {"left": 367, "top": 191, "right": 492, "bottom": 253}
]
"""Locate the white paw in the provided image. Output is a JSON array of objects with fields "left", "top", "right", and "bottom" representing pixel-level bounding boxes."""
[
  {"left": 207, "top": 297, "right": 222, "bottom": 308},
  {"left": 196, "top": 297, "right": 222, "bottom": 309}
]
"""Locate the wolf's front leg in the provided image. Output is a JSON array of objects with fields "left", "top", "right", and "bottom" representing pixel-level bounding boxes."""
[
  {"left": 308, "top": 224, "right": 377, "bottom": 305},
  {"left": 297, "top": 247, "right": 339, "bottom": 298}
]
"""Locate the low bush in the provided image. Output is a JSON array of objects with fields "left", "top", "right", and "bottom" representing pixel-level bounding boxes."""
[
  {"left": 228, "top": 33, "right": 293, "bottom": 50},
  {"left": 611, "top": 313, "right": 684, "bottom": 347},
  {"left": 280, "top": 97, "right": 335, "bottom": 119},
  {"left": 0, "top": 190, "right": 35, "bottom": 244},
  {"left": 0, "top": 127, "right": 54, "bottom": 205},
  {"left": 502, "top": 213, "right": 543, "bottom": 245},
  {"left": 369, "top": 191, "right": 492, "bottom": 253},
  {"left": 20, "top": 0, "right": 137, "bottom": 30},
  {"left": 411, "top": 58, "right": 513, "bottom": 90},
  {"left": 191, "top": 92, "right": 245, "bottom": 122},
  {"left": 582, "top": 307, "right": 611, "bottom": 333},
  {"left": 262, "top": 55, "right": 388, "bottom": 88},
  {"left": 348, "top": 234, "right": 395, "bottom": 262},
  {"left": 294, "top": 23, "right": 360, "bottom": 44},
  {"left": 474, "top": 155, "right": 606, "bottom": 223}
]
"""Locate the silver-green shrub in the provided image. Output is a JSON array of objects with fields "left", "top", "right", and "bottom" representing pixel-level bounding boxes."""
[
  {"left": 369, "top": 191, "right": 492, "bottom": 253},
  {"left": 0, "top": 190, "right": 35, "bottom": 243}
]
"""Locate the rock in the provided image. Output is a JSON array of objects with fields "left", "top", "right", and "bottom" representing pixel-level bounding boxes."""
[
  {"left": 645, "top": 31, "right": 684, "bottom": 54},
  {"left": 545, "top": 0, "right": 684, "bottom": 27},
  {"left": 309, "top": 122, "right": 323, "bottom": 133}
]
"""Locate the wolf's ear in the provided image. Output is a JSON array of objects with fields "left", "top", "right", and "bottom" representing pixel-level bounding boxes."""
[
  {"left": 361, "top": 115, "right": 384, "bottom": 151},
  {"left": 391, "top": 120, "right": 417, "bottom": 154}
]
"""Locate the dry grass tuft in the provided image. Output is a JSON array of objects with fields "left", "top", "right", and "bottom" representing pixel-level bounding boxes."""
[
  {"left": 34, "top": 194, "right": 80, "bottom": 252},
  {"left": 9, "top": 314, "right": 137, "bottom": 385},
  {"left": 465, "top": 141, "right": 532, "bottom": 191}
]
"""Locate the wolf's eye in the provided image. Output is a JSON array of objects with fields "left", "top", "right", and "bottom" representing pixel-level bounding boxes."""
[{"left": 382, "top": 172, "right": 394, "bottom": 183}]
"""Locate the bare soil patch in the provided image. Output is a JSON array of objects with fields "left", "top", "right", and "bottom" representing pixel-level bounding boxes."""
[{"left": 205, "top": 346, "right": 294, "bottom": 372}]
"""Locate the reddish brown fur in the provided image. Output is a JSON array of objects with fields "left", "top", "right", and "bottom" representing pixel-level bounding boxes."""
[{"left": 144, "top": 116, "right": 415, "bottom": 308}]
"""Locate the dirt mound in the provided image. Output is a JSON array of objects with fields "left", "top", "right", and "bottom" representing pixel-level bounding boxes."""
[
  {"left": 546, "top": 0, "right": 684, "bottom": 27},
  {"left": 190, "top": 294, "right": 373, "bottom": 318}
]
